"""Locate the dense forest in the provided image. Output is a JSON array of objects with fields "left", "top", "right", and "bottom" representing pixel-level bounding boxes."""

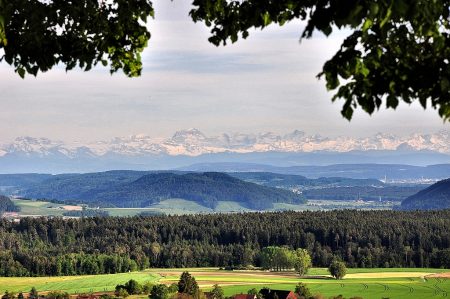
[
  {"left": 0, "top": 210, "right": 449, "bottom": 276},
  {"left": 400, "top": 178, "right": 450, "bottom": 210}
]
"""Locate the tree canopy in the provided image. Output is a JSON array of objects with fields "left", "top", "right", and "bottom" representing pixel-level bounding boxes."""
[
  {"left": 328, "top": 259, "right": 347, "bottom": 279},
  {"left": 0, "top": 0, "right": 449, "bottom": 120},
  {"left": 178, "top": 272, "right": 199, "bottom": 296},
  {"left": 0, "top": 0, "right": 153, "bottom": 77},
  {"left": 190, "top": 0, "right": 450, "bottom": 120}
]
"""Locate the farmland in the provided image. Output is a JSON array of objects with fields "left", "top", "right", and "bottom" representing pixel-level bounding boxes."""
[
  {"left": 8, "top": 198, "right": 395, "bottom": 218},
  {"left": 0, "top": 268, "right": 449, "bottom": 299}
]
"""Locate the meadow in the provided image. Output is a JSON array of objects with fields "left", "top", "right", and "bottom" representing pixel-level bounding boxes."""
[
  {"left": 0, "top": 268, "right": 448, "bottom": 299},
  {"left": 10, "top": 198, "right": 393, "bottom": 218},
  {"left": 12, "top": 199, "right": 76, "bottom": 216}
]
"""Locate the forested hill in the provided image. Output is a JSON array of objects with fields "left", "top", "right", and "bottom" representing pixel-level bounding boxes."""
[
  {"left": 0, "top": 195, "right": 20, "bottom": 213},
  {"left": 400, "top": 178, "right": 450, "bottom": 210},
  {"left": 23, "top": 172, "right": 305, "bottom": 209},
  {"left": 229, "top": 172, "right": 383, "bottom": 188}
]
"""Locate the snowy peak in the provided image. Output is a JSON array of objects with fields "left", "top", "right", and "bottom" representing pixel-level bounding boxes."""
[
  {"left": 0, "top": 129, "right": 449, "bottom": 158},
  {"left": 5, "top": 137, "right": 64, "bottom": 157},
  {"left": 171, "top": 128, "right": 208, "bottom": 144}
]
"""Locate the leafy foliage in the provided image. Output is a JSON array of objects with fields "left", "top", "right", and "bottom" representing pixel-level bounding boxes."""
[
  {"left": 45, "top": 291, "right": 69, "bottom": 299},
  {"left": 178, "top": 272, "right": 199, "bottom": 296},
  {"left": 190, "top": 0, "right": 450, "bottom": 120},
  {"left": 294, "top": 283, "right": 312, "bottom": 299},
  {"left": 149, "top": 284, "right": 169, "bottom": 299},
  {"left": 260, "top": 246, "right": 311, "bottom": 275},
  {"left": 294, "top": 249, "right": 312, "bottom": 276},
  {"left": 0, "top": 0, "right": 153, "bottom": 77},
  {"left": 29, "top": 288, "right": 38, "bottom": 299},
  {"left": 210, "top": 284, "right": 224, "bottom": 299},
  {"left": 329, "top": 259, "right": 347, "bottom": 279},
  {"left": 0, "top": 1, "right": 448, "bottom": 120},
  {"left": 1, "top": 291, "right": 16, "bottom": 299}
]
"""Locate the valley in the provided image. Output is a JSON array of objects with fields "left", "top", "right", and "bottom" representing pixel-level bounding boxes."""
[{"left": 0, "top": 168, "right": 434, "bottom": 213}]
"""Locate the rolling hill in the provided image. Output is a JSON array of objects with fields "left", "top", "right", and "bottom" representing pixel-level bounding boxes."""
[
  {"left": 400, "top": 178, "right": 450, "bottom": 210},
  {"left": 229, "top": 172, "right": 384, "bottom": 188},
  {"left": 21, "top": 172, "right": 305, "bottom": 210},
  {"left": 0, "top": 195, "right": 20, "bottom": 213}
]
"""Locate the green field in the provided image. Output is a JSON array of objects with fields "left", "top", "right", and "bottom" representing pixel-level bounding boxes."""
[
  {"left": 10, "top": 198, "right": 400, "bottom": 218},
  {"left": 12, "top": 199, "right": 76, "bottom": 216},
  {"left": 0, "top": 271, "right": 159, "bottom": 294},
  {"left": 1, "top": 268, "right": 449, "bottom": 299}
]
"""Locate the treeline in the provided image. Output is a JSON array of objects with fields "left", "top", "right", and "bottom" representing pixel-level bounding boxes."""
[
  {"left": 0, "top": 251, "right": 141, "bottom": 277},
  {"left": 0, "top": 195, "right": 20, "bottom": 214},
  {"left": 302, "top": 186, "right": 424, "bottom": 201},
  {"left": 0, "top": 210, "right": 449, "bottom": 276},
  {"left": 260, "top": 246, "right": 311, "bottom": 275},
  {"left": 62, "top": 209, "right": 109, "bottom": 217}
]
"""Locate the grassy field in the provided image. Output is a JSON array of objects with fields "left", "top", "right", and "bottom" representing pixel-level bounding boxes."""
[
  {"left": 0, "top": 271, "right": 159, "bottom": 294},
  {"left": 1, "top": 268, "right": 449, "bottom": 298},
  {"left": 12, "top": 199, "right": 79, "bottom": 216},
  {"left": 11, "top": 198, "right": 400, "bottom": 218}
]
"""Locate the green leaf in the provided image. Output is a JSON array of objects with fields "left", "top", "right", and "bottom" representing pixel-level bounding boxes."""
[
  {"left": 369, "top": 3, "right": 379, "bottom": 17},
  {"left": 386, "top": 95, "right": 399, "bottom": 108},
  {"left": 389, "top": 81, "right": 396, "bottom": 93},
  {"left": 0, "top": 14, "right": 6, "bottom": 46},
  {"left": 356, "top": 60, "right": 370, "bottom": 77},
  {"left": 17, "top": 67, "right": 25, "bottom": 78},
  {"left": 342, "top": 104, "right": 354, "bottom": 120},
  {"left": 380, "top": 3, "right": 393, "bottom": 28},
  {"left": 362, "top": 19, "right": 372, "bottom": 32},
  {"left": 262, "top": 12, "right": 271, "bottom": 26},
  {"left": 441, "top": 78, "right": 449, "bottom": 92}
]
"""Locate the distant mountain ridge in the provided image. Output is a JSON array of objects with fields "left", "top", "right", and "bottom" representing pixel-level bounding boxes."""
[
  {"left": 0, "top": 129, "right": 449, "bottom": 173},
  {"left": 1, "top": 129, "right": 449, "bottom": 157},
  {"left": 400, "top": 178, "right": 450, "bottom": 210}
]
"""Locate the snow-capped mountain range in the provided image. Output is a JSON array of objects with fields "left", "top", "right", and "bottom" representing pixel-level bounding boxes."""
[{"left": 1, "top": 129, "right": 449, "bottom": 158}]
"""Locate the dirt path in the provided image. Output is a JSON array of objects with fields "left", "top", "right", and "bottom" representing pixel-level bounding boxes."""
[{"left": 426, "top": 272, "right": 450, "bottom": 279}]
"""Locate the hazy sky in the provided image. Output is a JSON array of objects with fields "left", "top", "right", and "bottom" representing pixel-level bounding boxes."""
[{"left": 0, "top": 1, "right": 448, "bottom": 143}]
